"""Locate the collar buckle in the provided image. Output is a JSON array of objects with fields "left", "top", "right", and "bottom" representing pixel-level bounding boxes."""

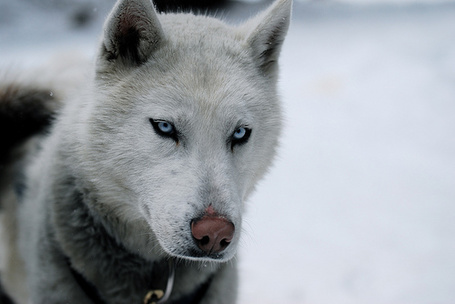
[
  {"left": 144, "top": 259, "right": 175, "bottom": 304},
  {"left": 143, "top": 289, "right": 164, "bottom": 304}
]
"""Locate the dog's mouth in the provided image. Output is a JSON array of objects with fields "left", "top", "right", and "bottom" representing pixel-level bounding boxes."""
[
  {"left": 161, "top": 242, "right": 235, "bottom": 263},
  {"left": 187, "top": 248, "right": 229, "bottom": 260},
  {"left": 173, "top": 244, "right": 236, "bottom": 263}
]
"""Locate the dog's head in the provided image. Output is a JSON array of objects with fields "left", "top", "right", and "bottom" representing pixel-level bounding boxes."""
[{"left": 75, "top": 0, "right": 291, "bottom": 263}]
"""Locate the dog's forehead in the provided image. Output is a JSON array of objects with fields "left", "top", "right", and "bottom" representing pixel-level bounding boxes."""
[
  {"left": 160, "top": 13, "right": 241, "bottom": 43},
  {"left": 128, "top": 20, "right": 260, "bottom": 113},
  {"left": 135, "top": 69, "right": 256, "bottom": 127},
  {"left": 158, "top": 14, "right": 249, "bottom": 66}
]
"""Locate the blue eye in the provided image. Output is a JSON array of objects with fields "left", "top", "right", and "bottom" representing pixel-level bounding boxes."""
[
  {"left": 231, "top": 126, "right": 251, "bottom": 149},
  {"left": 157, "top": 121, "right": 173, "bottom": 134},
  {"left": 149, "top": 119, "right": 178, "bottom": 142},
  {"left": 233, "top": 127, "right": 246, "bottom": 140}
]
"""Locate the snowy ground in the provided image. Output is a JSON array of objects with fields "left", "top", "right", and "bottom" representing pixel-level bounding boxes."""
[{"left": 1, "top": 1, "right": 455, "bottom": 304}]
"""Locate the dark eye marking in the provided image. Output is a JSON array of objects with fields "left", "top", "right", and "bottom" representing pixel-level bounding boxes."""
[{"left": 149, "top": 118, "right": 179, "bottom": 143}]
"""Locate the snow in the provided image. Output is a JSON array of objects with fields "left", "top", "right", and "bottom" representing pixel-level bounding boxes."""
[
  {"left": 239, "top": 4, "right": 455, "bottom": 304},
  {"left": 1, "top": 1, "right": 455, "bottom": 304}
]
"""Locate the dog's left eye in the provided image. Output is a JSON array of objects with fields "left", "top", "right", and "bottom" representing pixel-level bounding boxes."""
[
  {"left": 149, "top": 119, "right": 178, "bottom": 142},
  {"left": 157, "top": 121, "right": 173, "bottom": 133},
  {"left": 231, "top": 127, "right": 251, "bottom": 148},
  {"left": 233, "top": 127, "right": 247, "bottom": 140}
]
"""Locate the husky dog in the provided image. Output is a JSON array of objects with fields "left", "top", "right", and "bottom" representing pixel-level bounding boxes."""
[{"left": 0, "top": 0, "right": 291, "bottom": 303}]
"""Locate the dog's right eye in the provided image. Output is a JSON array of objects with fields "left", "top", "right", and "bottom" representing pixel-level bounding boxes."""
[
  {"left": 149, "top": 119, "right": 179, "bottom": 142},
  {"left": 230, "top": 126, "right": 252, "bottom": 151}
]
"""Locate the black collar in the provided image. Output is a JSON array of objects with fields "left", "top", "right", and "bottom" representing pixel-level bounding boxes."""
[
  {"left": 67, "top": 257, "right": 105, "bottom": 304},
  {"left": 66, "top": 257, "right": 213, "bottom": 304}
]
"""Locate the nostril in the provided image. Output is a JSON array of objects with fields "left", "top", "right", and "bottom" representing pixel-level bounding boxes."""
[
  {"left": 219, "top": 238, "right": 230, "bottom": 249},
  {"left": 200, "top": 236, "right": 210, "bottom": 246}
]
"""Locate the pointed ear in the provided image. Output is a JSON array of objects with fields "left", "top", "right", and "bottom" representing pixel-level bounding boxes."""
[
  {"left": 244, "top": 0, "right": 292, "bottom": 76},
  {"left": 100, "top": 0, "right": 164, "bottom": 66}
]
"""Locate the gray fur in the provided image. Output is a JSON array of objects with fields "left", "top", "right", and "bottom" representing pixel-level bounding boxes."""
[{"left": 0, "top": 0, "right": 291, "bottom": 303}]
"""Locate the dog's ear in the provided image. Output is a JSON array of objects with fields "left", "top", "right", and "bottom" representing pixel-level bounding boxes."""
[
  {"left": 99, "top": 0, "right": 164, "bottom": 67},
  {"left": 243, "top": 0, "right": 292, "bottom": 76}
]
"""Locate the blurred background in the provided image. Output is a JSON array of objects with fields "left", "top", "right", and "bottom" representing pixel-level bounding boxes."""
[{"left": 1, "top": 0, "right": 455, "bottom": 303}]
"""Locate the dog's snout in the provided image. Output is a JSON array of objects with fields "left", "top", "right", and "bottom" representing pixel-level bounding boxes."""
[{"left": 191, "top": 216, "right": 235, "bottom": 255}]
